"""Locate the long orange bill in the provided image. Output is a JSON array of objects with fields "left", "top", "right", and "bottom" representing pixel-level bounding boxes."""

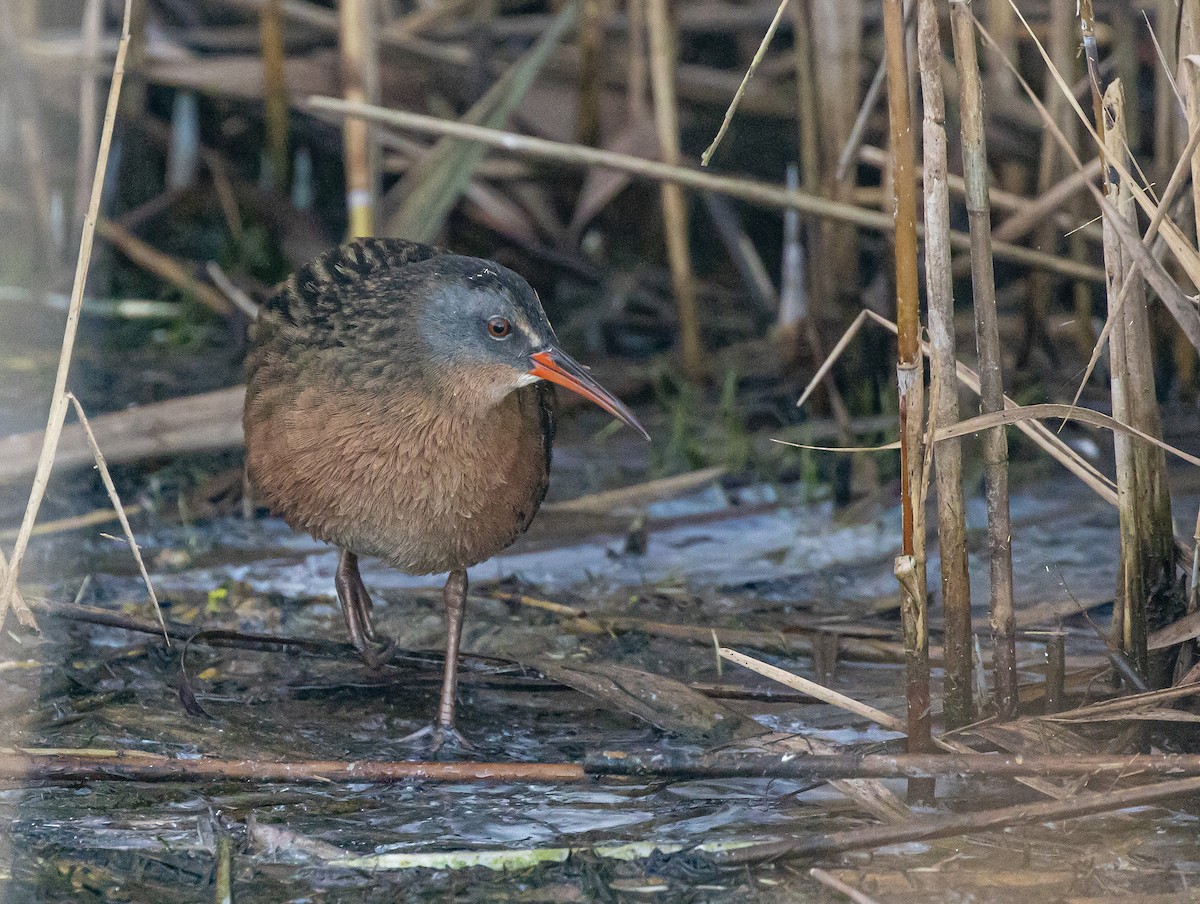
[{"left": 529, "top": 348, "right": 650, "bottom": 441}]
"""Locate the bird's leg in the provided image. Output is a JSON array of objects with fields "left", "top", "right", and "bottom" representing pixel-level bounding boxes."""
[
  {"left": 334, "top": 549, "right": 394, "bottom": 668},
  {"left": 401, "top": 568, "right": 474, "bottom": 754}
]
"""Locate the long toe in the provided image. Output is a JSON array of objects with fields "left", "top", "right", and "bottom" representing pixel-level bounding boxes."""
[
  {"left": 352, "top": 634, "right": 395, "bottom": 670},
  {"left": 399, "top": 722, "right": 476, "bottom": 758}
]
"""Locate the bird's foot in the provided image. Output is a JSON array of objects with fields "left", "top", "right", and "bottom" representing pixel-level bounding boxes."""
[
  {"left": 351, "top": 635, "right": 396, "bottom": 670},
  {"left": 399, "top": 722, "right": 476, "bottom": 757}
]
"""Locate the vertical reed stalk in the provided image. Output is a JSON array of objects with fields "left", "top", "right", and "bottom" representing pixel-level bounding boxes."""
[
  {"left": 578, "top": 0, "right": 607, "bottom": 146},
  {"left": 950, "top": 0, "right": 1017, "bottom": 719},
  {"left": 646, "top": 0, "right": 703, "bottom": 381},
  {"left": 917, "top": 0, "right": 971, "bottom": 729},
  {"left": 791, "top": 0, "right": 820, "bottom": 196},
  {"left": 1101, "top": 81, "right": 1146, "bottom": 680},
  {"left": 810, "top": 0, "right": 862, "bottom": 317},
  {"left": 1102, "top": 81, "right": 1176, "bottom": 685},
  {"left": 1155, "top": 0, "right": 1179, "bottom": 182},
  {"left": 1026, "top": 0, "right": 1074, "bottom": 362},
  {"left": 984, "top": 0, "right": 1016, "bottom": 95},
  {"left": 261, "top": 0, "right": 290, "bottom": 190},
  {"left": 338, "top": 0, "right": 376, "bottom": 237},
  {"left": 1186, "top": 53, "right": 1200, "bottom": 251},
  {"left": 883, "top": 0, "right": 931, "bottom": 800},
  {"left": 627, "top": 0, "right": 649, "bottom": 119},
  {"left": 74, "top": 0, "right": 104, "bottom": 230}
]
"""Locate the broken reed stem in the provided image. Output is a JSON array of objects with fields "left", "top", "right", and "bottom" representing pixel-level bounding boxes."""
[
  {"left": 645, "top": 0, "right": 703, "bottom": 381},
  {"left": 308, "top": 97, "right": 1107, "bottom": 282},
  {"left": 65, "top": 393, "right": 166, "bottom": 640},
  {"left": 337, "top": 0, "right": 376, "bottom": 237},
  {"left": 0, "top": 0, "right": 134, "bottom": 630},
  {"left": 917, "top": 0, "right": 971, "bottom": 730},
  {"left": 882, "top": 0, "right": 931, "bottom": 800},
  {"left": 260, "top": 0, "right": 290, "bottom": 190},
  {"left": 950, "top": 0, "right": 1016, "bottom": 720},
  {"left": 720, "top": 648, "right": 905, "bottom": 731}
]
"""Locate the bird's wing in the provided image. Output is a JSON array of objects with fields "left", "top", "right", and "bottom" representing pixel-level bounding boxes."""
[{"left": 264, "top": 238, "right": 445, "bottom": 326}]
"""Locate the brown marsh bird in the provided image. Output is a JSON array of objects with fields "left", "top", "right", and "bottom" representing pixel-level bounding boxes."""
[{"left": 244, "top": 239, "right": 648, "bottom": 751}]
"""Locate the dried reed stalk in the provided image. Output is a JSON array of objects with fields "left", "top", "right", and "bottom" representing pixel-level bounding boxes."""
[
  {"left": 991, "top": 157, "right": 1103, "bottom": 244},
  {"left": 1154, "top": 0, "right": 1180, "bottom": 181},
  {"left": 982, "top": 7, "right": 1200, "bottom": 354},
  {"left": 74, "top": 0, "right": 105, "bottom": 229},
  {"left": 260, "top": 0, "right": 289, "bottom": 190},
  {"left": 917, "top": 0, "right": 971, "bottom": 730},
  {"left": 1187, "top": 53, "right": 1200, "bottom": 263},
  {"left": 1101, "top": 82, "right": 1175, "bottom": 684},
  {"left": 646, "top": 0, "right": 703, "bottom": 381},
  {"left": 984, "top": 0, "right": 1016, "bottom": 95},
  {"left": 338, "top": 0, "right": 376, "bottom": 236},
  {"left": 577, "top": 0, "right": 607, "bottom": 146},
  {"left": 810, "top": 0, "right": 863, "bottom": 317},
  {"left": 0, "top": 0, "right": 133, "bottom": 629},
  {"left": 949, "top": 0, "right": 1017, "bottom": 720},
  {"left": 65, "top": 393, "right": 165, "bottom": 638},
  {"left": 882, "top": 0, "right": 931, "bottom": 799},
  {"left": 310, "top": 96, "right": 1108, "bottom": 282},
  {"left": 1025, "top": 0, "right": 1075, "bottom": 361},
  {"left": 626, "top": 0, "right": 649, "bottom": 118},
  {"left": 791, "top": 1, "right": 820, "bottom": 194}
]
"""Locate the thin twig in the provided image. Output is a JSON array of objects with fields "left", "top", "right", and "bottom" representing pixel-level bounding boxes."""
[
  {"left": 65, "top": 393, "right": 167, "bottom": 640},
  {"left": 701, "top": 0, "right": 791, "bottom": 166},
  {"left": 809, "top": 870, "right": 882, "bottom": 904},
  {"left": 720, "top": 647, "right": 905, "bottom": 731}
]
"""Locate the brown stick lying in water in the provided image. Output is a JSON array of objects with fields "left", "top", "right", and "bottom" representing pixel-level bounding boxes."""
[{"left": 12, "top": 749, "right": 1200, "bottom": 786}]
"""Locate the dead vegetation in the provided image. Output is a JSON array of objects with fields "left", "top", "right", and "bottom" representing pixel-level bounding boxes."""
[{"left": 2, "top": 0, "right": 1200, "bottom": 901}]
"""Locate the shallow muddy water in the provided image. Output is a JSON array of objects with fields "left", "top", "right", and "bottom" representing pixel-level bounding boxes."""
[{"left": 2, "top": 446, "right": 1199, "bottom": 903}]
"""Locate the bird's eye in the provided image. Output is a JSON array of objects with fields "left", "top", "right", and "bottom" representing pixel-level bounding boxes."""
[{"left": 487, "top": 316, "right": 512, "bottom": 339}]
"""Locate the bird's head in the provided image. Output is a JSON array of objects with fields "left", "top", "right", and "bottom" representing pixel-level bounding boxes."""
[{"left": 405, "top": 255, "right": 648, "bottom": 439}]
